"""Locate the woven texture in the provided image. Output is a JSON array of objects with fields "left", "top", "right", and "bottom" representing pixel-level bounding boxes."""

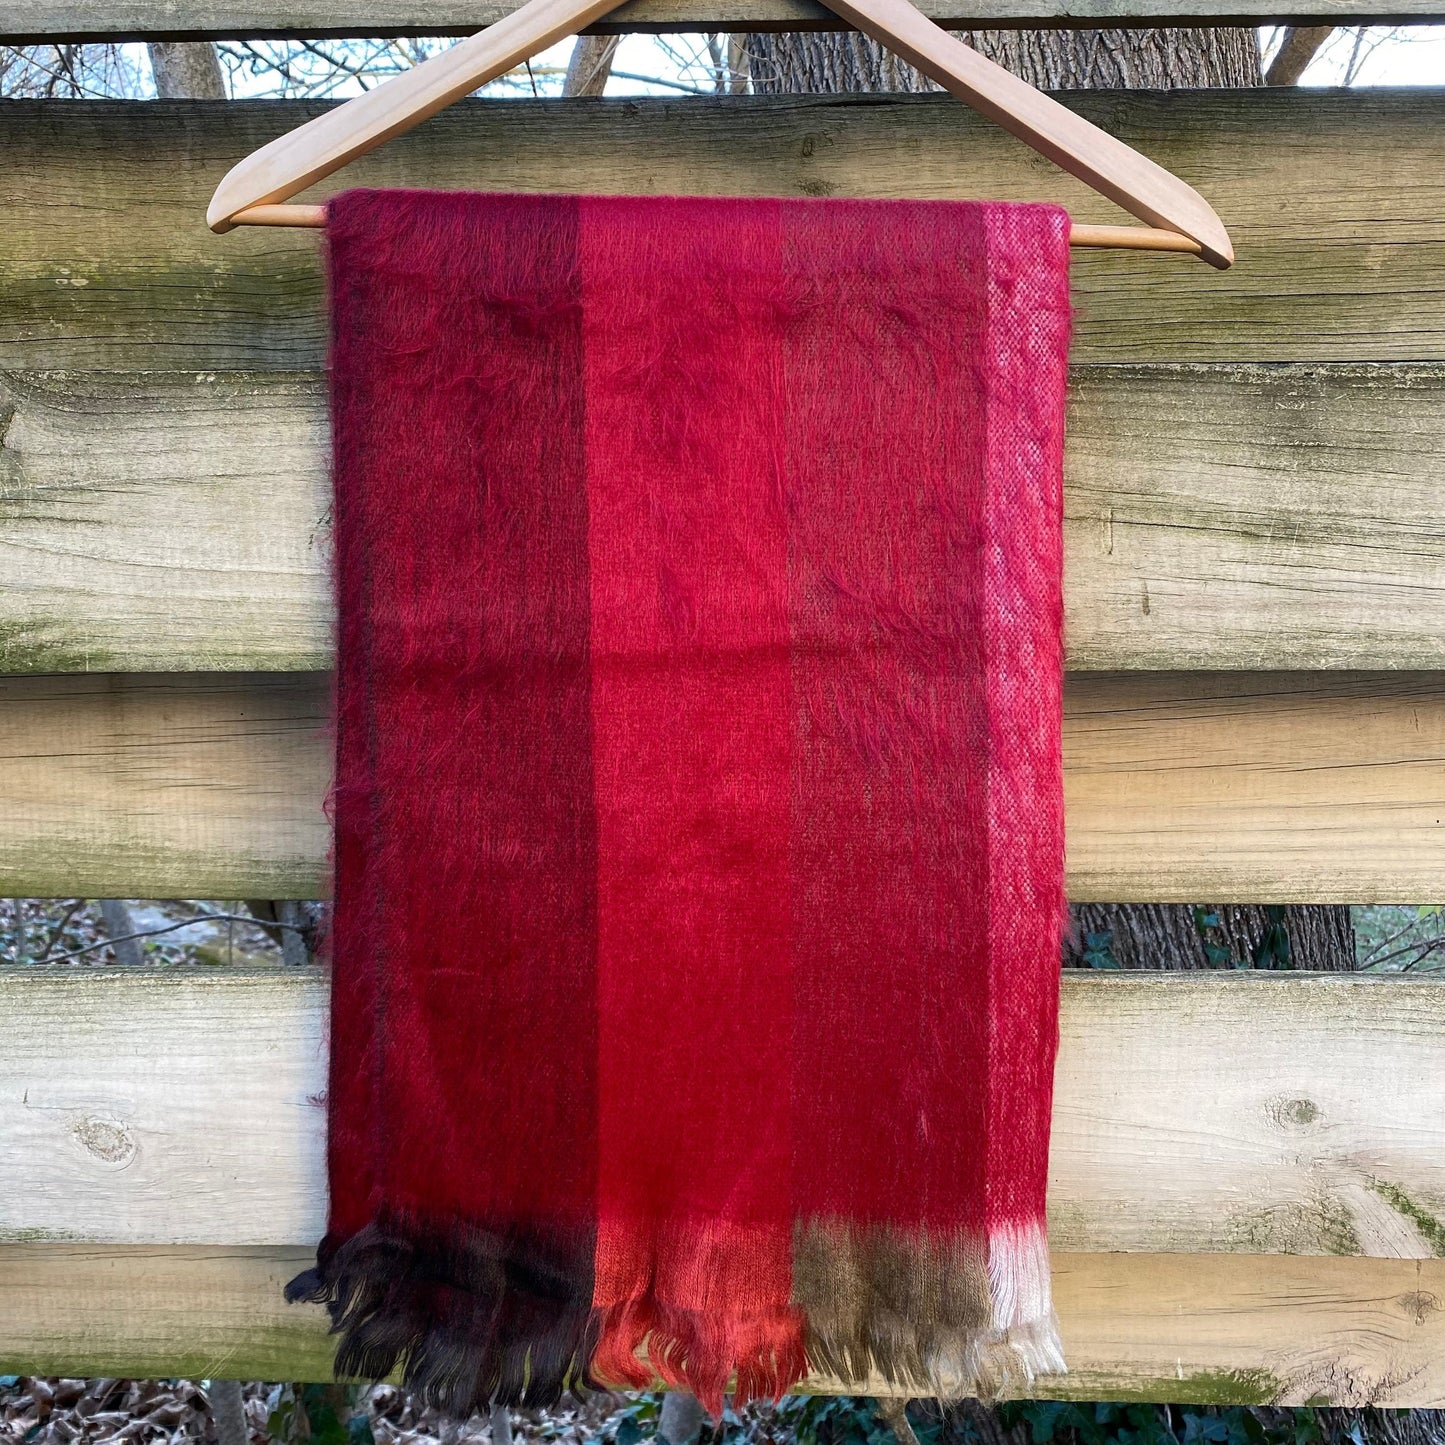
[{"left": 295, "top": 188, "right": 1072, "bottom": 1414}]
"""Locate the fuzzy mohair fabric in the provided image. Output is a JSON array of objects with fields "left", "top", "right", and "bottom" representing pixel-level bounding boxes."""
[{"left": 292, "top": 188, "right": 1072, "bottom": 1417}]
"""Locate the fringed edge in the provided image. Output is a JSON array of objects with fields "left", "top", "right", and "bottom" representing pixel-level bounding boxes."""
[
  {"left": 795, "top": 1216, "right": 1065, "bottom": 1401},
  {"left": 286, "top": 1216, "right": 598, "bottom": 1413},
  {"left": 591, "top": 1297, "right": 808, "bottom": 1416},
  {"left": 288, "top": 1215, "right": 1060, "bottom": 1411}
]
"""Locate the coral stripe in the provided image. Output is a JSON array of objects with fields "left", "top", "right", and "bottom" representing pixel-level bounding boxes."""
[{"left": 579, "top": 195, "right": 803, "bottom": 1413}]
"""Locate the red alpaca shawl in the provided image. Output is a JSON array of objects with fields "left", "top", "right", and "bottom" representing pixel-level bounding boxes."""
[{"left": 292, "top": 188, "right": 1071, "bottom": 1414}]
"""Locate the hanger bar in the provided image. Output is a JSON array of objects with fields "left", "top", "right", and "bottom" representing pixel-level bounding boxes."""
[
  {"left": 229, "top": 202, "right": 1204, "bottom": 254},
  {"left": 231, "top": 204, "right": 328, "bottom": 226},
  {"left": 1068, "top": 224, "right": 1202, "bottom": 253}
]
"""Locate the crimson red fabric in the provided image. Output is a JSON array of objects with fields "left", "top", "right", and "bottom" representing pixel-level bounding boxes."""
[{"left": 297, "top": 188, "right": 1071, "bottom": 1416}]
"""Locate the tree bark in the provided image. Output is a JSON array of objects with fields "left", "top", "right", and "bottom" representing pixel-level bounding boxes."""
[
  {"left": 1065, "top": 903, "right": 1355, "bottom": 970},
  {"left": 146, "top": 41, "right": 226, "bottom": 99},
  {"left": 746, "top": 24, "right": 1260, "bottom": 94},
  {"left": 563, "top": 34, "right": 620, "bottom": 95},
  {"left": 746, "top": 30, "right": 937, "bottom": 91},
  {"left": 244, "top": 899, "right": 315, "bottom": 966},
  {"left": 204, "top": 1379, "right": 248, "bottom": 1445},
  {"left": 98, "top": 899, "right": 144, "bottom": 968}
]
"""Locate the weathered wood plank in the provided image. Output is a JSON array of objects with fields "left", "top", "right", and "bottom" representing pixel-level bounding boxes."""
[
  {"left": 0, "top": 673, "right": 330, "bottom": 900},
  {"left": 4, "top": 969, "right": 1444, "bottom": 1260},
  {"left": 4, "top": 671, "right": 1444, "bottom": 900},
  {"left": 1064, "top": 364, "right": 1445, "bottom": 671},
  {"left": 0, "top": 372, "right": 331, "bottom": 675},
  {"left": 1, "top": 1245, "right": 1441, "bottom": 1404},
  {"left": 8, "top": 0, "right": 1443, "bottom": 42},
  {"left": 5, "top": 92, "right": 1445, "bottom": 371},
  {"left": 6, "top": 364, "right": 1445, "bottom": 674},
  {"left": 1064, "top": 672, "right": 1445, "bottom": 903}
]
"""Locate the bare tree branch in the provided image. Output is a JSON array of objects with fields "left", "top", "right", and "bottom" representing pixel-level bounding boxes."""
[
  {"left": 1265, "top": 25, "right": 1335, "bottom": 84},
  {"left": 34, "top": 900, "right": 89, "bottom": 963},
  {"left": 563, "top": 34, "right": 619, "bottom": 95}
]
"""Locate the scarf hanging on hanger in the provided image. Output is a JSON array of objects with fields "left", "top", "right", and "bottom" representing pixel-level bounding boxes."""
[{"left": 291, "top": 187, "right": 1072, "bottom": 1415}]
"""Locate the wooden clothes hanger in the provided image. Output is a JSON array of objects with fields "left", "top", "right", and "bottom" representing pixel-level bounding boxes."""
[{"left": 206, "top": 0, "right": 1233, "bottom": 267}]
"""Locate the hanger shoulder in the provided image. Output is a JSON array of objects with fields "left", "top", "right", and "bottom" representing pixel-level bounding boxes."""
[
  {"left": 818, "top": 0, "right": 1233, "bottom": 268},
  {"left": 207, "top": 0, "right": 631, "bottom": 232}
]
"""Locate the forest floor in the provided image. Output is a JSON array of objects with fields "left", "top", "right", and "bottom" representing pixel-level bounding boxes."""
[
  {"left": 0, "top": 1378, "right": 629, "bottom": 1445},
  {"left": 5, "top": 1380, "right": 1445, "bottom": 1445}
]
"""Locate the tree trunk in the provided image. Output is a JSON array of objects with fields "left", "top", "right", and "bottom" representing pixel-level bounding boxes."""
[
  {"left": 747, "top": 23, "right": 1260, "bottom": 94},
  {"left": 146, "top": 41, "right": 226, "bottom": 99},
  {"left": 205, "top": 1379, "right": 248, "bottom": 1445},
  {"left": 1065, "top": 902, "right": 1355, "bottom": 970},
  {"left": 745, "top": 17, "right": 1361, "bottom": 975},
  {"left": 98, "top": 899, "right": 144, "bottom": 967},
  {"left": 746, "top": 30, "right": 937, "bottom": 91}
]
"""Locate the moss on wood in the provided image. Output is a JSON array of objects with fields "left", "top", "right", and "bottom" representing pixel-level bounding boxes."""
[
  {"left": 1368, "top": 1179, "right": 1445, "bottom": 1257},
  {"left": 1031, "top": 1369, "right": 1285, "bottom": 1406},
  {"left": 0, "top": 618, "right": 110, "bottom": 673},
  {"left": 6, "top": 92, "right": 1445, "bottom": 370}
]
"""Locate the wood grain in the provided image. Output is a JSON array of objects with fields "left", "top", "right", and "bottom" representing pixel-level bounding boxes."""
[
  {"left": 1064, "top": 672, "right": 1445, "bottom": 902},
  {"left": 0, "top": 1244, "right": 1441, "bottom": 1404},
  {"left": 0, "top": 673, "right": 331, "bottom": 900},
  {"left": 9, "top": 0, "right": 1443, "bottom": 41},
  {"left": 0, "top": 372, "right": 330, "bottom": 674},
  {"left": 4, "top": 968, "right": 1444, "bottom": 1261},
  {"left": 5, "top": 92, "right": 1445, "bottom": 371},
  {"left": 5, "top": 671, "right": 1444, "bottom": 901},
  {"left": 6, "top": 365, "right": 1445, "bottom": 673}
]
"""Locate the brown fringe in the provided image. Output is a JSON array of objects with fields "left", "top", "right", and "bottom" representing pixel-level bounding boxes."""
[
  {"left": 286, "top": 1214, "right": 598, "bottom": 1411},
  {"left": 792, "top": 1218, "right": 1064, "bottom": 1399}
]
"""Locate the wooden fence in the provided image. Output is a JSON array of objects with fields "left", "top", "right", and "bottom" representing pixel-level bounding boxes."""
[{"left": 3, "top": 17, "right": 1445, "bottom": 1404}]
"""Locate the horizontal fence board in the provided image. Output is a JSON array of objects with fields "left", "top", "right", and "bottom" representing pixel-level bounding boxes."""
[
  {"left": 3, "top": 969, "right": 1444, "bottom": 1259},
  {"left": 1065, "top": 672, "right": 1445, "bottom": 903},
  {"left": 4, "top": 671, "right": 1444, "bottom": 901},
  {"left": 0, "top": 673, "right": 330, "bottom": 901},
  {"left": 1, "top": 1245, "right": 1442, "bottom": 1405},
  {"left": 0, "top": 371, "right": 331, "bottom": 675},
  {"left": 5, "top": 92, "right": 1445, "bottom": 372},
  {"left": 11, "top": 0, "right": 1445, "bottom": 40},
  {"left": 5, "top": 364, "right": 1445, "bottom": 674}
]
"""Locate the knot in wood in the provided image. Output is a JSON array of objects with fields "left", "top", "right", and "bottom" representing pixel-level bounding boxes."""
[
  {"left": 1267, "top": 1095, "right": 1321, "bottom": 1129},
  {"left": 70, "top": 1116, "right": 137, "bottom": 1166}
]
